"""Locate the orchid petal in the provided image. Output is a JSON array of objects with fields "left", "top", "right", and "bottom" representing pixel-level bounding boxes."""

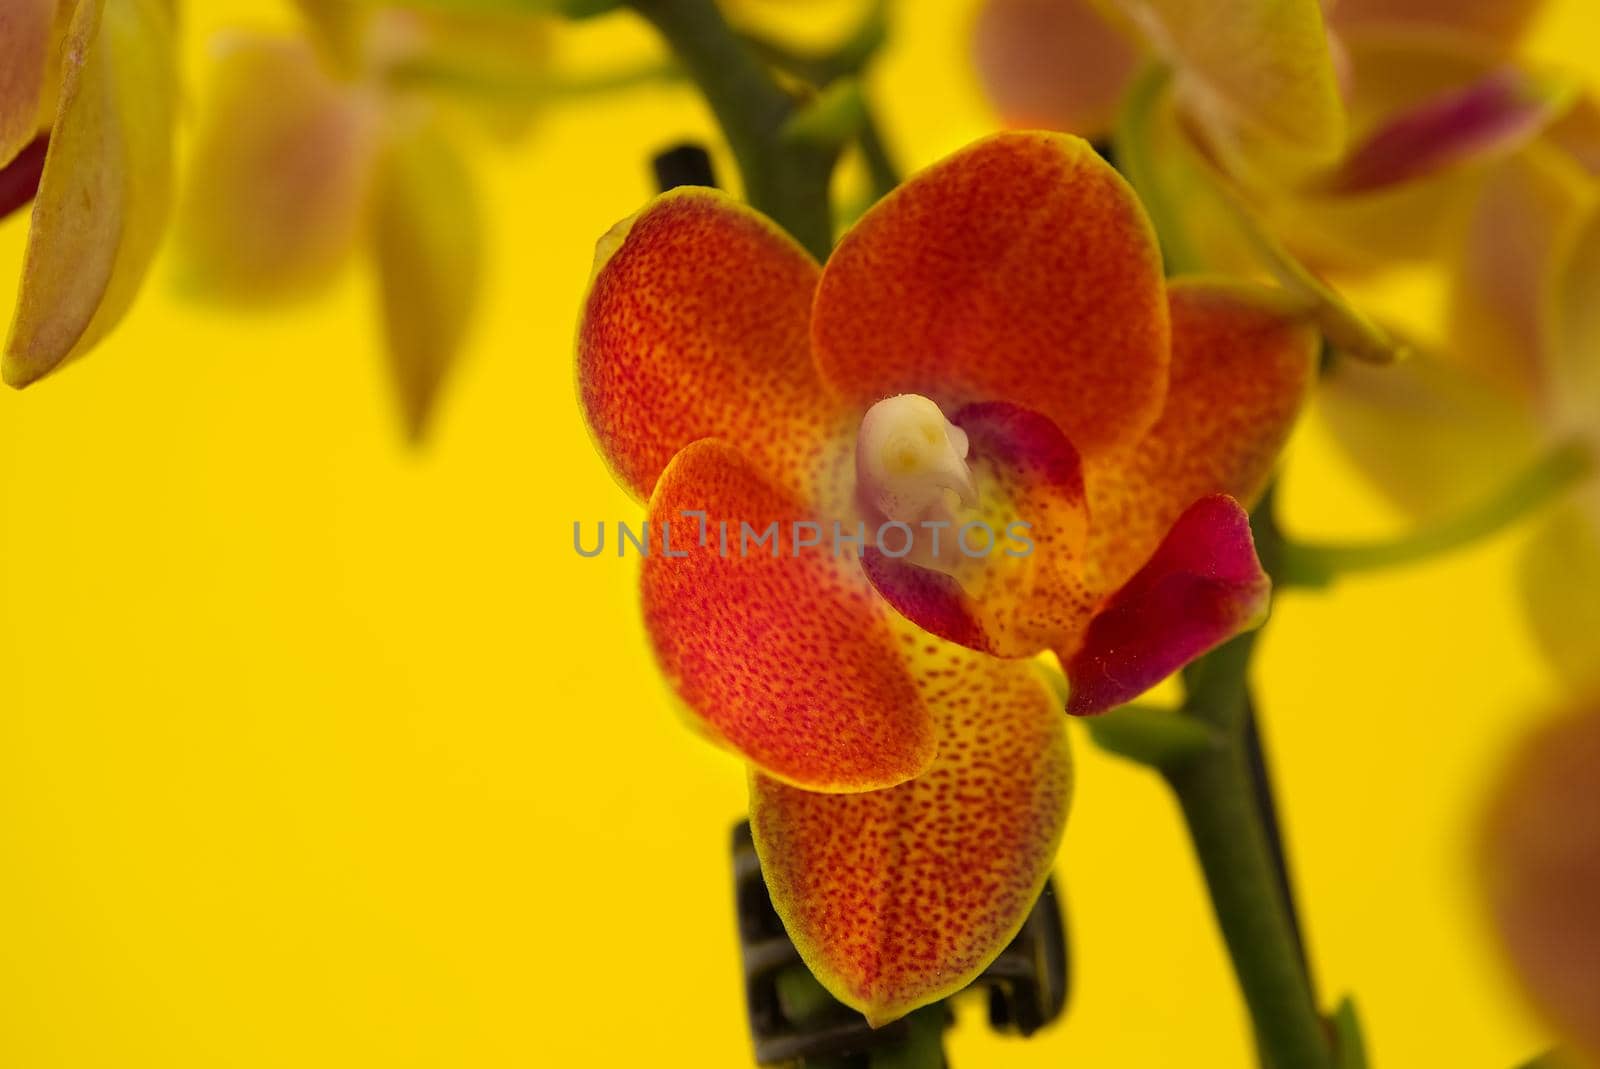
[
  {"left": 578, "top": 188, "right": 842, "bottom": 502},
  {"left": 1315, "top": 352, "right": 1542, "bottom": 521},
  {"left": 1481, "top": 704, "right": 1600, "bottom": 1062},
  {"left": 1448, "top": 145, "right": 1592, "bottom": 411},
  {"left": 751, "top": 645, "right": 1070, "bottom": 1027},
  {"left": 641, "top": 440, "right": 937, "bottom": 793},
  {"left": 1086, "top": 280, "right": 1318, "bottom": 592},
  {"left": 1519, "top": 506, "right": 1600, "bottom": 694},
  {"left": 370, "top": 113, "right": 481, "bottom": 441},
  {"left": 5, "top": 0, "right": 178, "bottom": 387},
  {"left": 813, "top": 131, "right": 1169, "bottom": 459},
  {"left": 172, "top": 32, "right": 381, "bottom": 306},
  {"left": 1065, "top": 495, "right": 1269, "bottom": 716},
  {"left": 972, "top": 0, "right": 1139, "bottom": 138},
  {"left": 1109, "top": 0, "right": 1345, "bottom": 167},
  {"left": 1332, "top": 0, "right": 1547, "bottom": 46},
  {"left": 0, "top": 0, "right": 54, "bottom": 168},
  {"left": 1319, "top": 68, "right": 1574, "bottom": 195},
  {"left": 1547, "top": 198, "right": 1600, "bottom": 440}
]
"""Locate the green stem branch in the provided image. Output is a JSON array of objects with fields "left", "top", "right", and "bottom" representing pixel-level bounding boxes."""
[
  {"left": 1278, "top": 438, "right": 1595, "bottom": 587},
  {"left": 625, "top": 0, "right": 838, "bottom": 258},
  {"left": 1166, "top": 633, "right": 1333, "bottom": 1069}
]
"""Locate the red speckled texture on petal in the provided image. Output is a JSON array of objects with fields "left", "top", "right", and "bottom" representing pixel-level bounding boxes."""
[
  {"left": 862, "top": 402, "right": 1096, "bottom": 657},
  {"left": 1086, "top": 281, "right": 1317, "bottom": 592},
  {"left": 579, "top": 188, "right": 842, "bottom": 501},
  {"left": 750, "top": 644, "right": 1071, "bottom": 1027},
  {"left": 1066, "top": 495, "right": 1270, "bottom": 716},
  {"left": 1482, "top": 704, "right": 1600, "bottom": 1062},
  {"left": 812, "top": 131, "right": 1169, "bottom": 459},
  {"left": 641, "top": 440, "right": 936, "bottom": 793},
  {"left": 973, "top": 0, "right": 1139, "bottom": 138}
]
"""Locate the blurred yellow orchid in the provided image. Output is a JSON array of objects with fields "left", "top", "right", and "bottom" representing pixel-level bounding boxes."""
[
  {"left": 1, "top": 0, "right": 177, "bottom": 388},
  {"left": 173, "top": 2, "right": 548, "bottom": 440}
]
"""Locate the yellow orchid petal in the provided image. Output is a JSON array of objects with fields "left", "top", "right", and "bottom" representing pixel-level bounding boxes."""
[
  {"left": 1519, "top": 505, "right": 1600, "bottom": 694},
  {"left": 1449, "top": 145, "right": 1592, "bottom": 411},
  {"left": 1547, "top": 197, "right": 1600, "bottom": 439},
  {"left": 369, "top": 113, "right": 482, "bottom": 442},
  {"left": 1109, "top": 0, "right": 1346, "bottom": 168},
  {"left": 172, "top": 32, "right": 381, "bottom": 306},
  {"left": 1315, "top": 350, "right": 1544, "bottom": 522},
  {"left": 0, "top": 0, "right": 55, "bottom": 168},
  {"left": 5, "top": 0, "right": 178, "bottom": 388}
]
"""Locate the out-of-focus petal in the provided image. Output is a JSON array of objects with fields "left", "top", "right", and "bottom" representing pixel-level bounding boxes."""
[
  {"left": 1314, "top": 351, "right": 1543, "bottom": 521},
  {"left": 172, "top": 32, "right": 381, "bottom": 306},
  {"left": 1448, "top": 145, "right": 1591, "bottom": 410},
  {"left": 368, "top": 5, "right": 552, "bottom": 140},
  {"left": 1110, "top": 0, "right": 1345, "bottom": 167},
  {"left": 1319, "top": 68, "right": 1574, "bottom": 195},
  {"left": 1549, "top": 95, "right": 1600, "bottom": 176},
  {"left": 1086, "top": 280, "right": 1318, "bottom": 592},
  {"left": 370, "top": 112, "right": 480, "bottom": 442},
  {"left": 1481, "top": 704, "right": 1600, "bottom": 1063},
  {"left": 1519, "top": 506, "right": 1600, "bottom": 694},
  {"left": 972, "top": 0, "right": 1139, "bottom": 138},
  {"left": 578, "top": 188, "right": 842, "bottom": 503},
  {"left": 0, "top": 0, "right": 54, "bottom": 167},
  {"left": 1065, "top": 495, "right": 1269, "bottom": 716},
  {"left": 1331, "top": 0, "right": 1547, "bottom": 46},
  {"left": 641, "top": 440, "right": 937, "bottom": 793},
  {"left": 750, "top": 644, "right": 1070, "bottom": 1027},
  {"left": 861, "top": 402, "right": 1096, "bottom": 657},
  {"left": 5, "top": 0, "right": 177, "bottom": 387},
  {"left": 1547, "top": 201, "right": 1600, "bottom": 439},
  {"left": 813, "top": 132, "right": 1169, "bottom": 459}
]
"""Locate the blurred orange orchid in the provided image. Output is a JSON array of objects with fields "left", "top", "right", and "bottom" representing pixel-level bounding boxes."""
[
  {"left": 173, "top": 2, "right": 547, "bottom": 439},
  {"left": 1481, "top": 700, "right": 1600, "bottom": 1065},
  {"left": 0, "top": 0, "right": 177, "bottom": 388},
  {"left": 975, "top": 0, "right": 1585, "bottom": 276},
  {"left": 577, "top": 132, "right": 1317, "bottom": 1023}
]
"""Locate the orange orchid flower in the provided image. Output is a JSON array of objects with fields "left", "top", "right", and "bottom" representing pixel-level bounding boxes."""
[
  {"left": 0, "top": 0, "right": 177, "bottom": 388},
  {"left": 577, "top": 132, "right": 1318, "bottom": 1023},
  {"left": 172, "top": 3, "right": 546, "bottom": 439}
]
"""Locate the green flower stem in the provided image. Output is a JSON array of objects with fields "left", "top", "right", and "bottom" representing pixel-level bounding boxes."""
[
  {"left": 1278, "top": 438, "right": 1595, "bottom": 588},
  {"left": 626, "top": 0, "right": 840, "bottom": 259},
  {"left": 1166, "top": 631, "right": 1333, "bottom": 1069}
]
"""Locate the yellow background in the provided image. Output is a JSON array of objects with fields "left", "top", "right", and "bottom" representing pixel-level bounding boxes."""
[{"left": 1, "top": 1, "right": 1595, "bottom": 1065}]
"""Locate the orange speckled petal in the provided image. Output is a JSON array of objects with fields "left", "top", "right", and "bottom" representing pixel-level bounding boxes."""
[
  {"left": 1086, "top": 280, "right": 1318, "bottom": 592},
  {"left": 579, "top": 188, "right": 841, "bottom": 502},
  {"left": 1110, "top": 0, "right": 1345, "bottom": 166},
  {"left": 1066, "top": 495, "right": 1269, "bottom": 715},
  {"left": 0, "top": 0, "right": 53, "bottom": 168},
  {"left": 812, "top": 131, "right": 1169, "bottom": 459},
  {"left": 1481, "top": 704, "right": 1600, "bottom": 1063},
  {"left": 1549, "top": 94, "right": 1600, "bottom": 176},
  {"left": 642, "top": 440, "right": 936, "bottom": 793},
  {"left": 751, "top": 644, "right": 1070, "bottom": 1027},
  {"left": 172, "top": 32, "right": 381, "bottom": 306},
  {"left": 1332, "top": 0, "right": 1547, "bottom": 45},
  {"left": 973, "top": 0, "right": 1140, "bottom": 138},
  {"left": 861, "top": 402, "right": 1096, "bottom": 658}
]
